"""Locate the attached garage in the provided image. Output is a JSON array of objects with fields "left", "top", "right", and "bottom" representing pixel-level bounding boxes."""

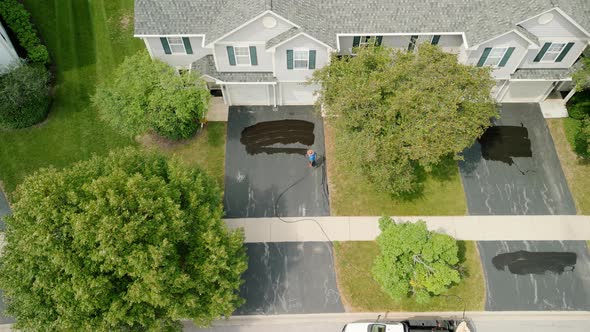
[
  {"left": 224, "top": 84, "right": 274, "bottom": 106},
  {"left": 279, "top": 82, "right": 318, "bottom": 105},
  {"left": 501, "top": 81, "right": 553, "bottom": 103}
]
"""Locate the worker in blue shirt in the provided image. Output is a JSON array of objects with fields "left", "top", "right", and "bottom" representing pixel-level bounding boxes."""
[{"left": 306, "top": 149, "right": 317, "bottom": 168}]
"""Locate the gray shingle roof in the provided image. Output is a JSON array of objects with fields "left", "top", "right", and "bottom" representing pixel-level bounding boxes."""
[
  {"left": 191, "top": 55, "right": 276, "bottom": 82},
  {"left": 266, "top": 27, "right": 301, "bottom": 49},
  {"left": 515, "top": 25, "right": 540, "bottom": 46},
  {"left": 135, "top": 0, "right": 590, "bottom": 48},
  {"left": 511, "top": 68, "right": 573, "bottom": 80}
]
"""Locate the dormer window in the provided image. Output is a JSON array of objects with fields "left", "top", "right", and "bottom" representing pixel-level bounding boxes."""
[
  {"left": 167, "top": 37, "right": 186, "bottom": 54},
  {"left": 534, "top": 42, "right": 574, "bottom": 63},
  {"left": 234, "top": 46, "right": 251, "bottom": 65},
  {"left": 484, "top": 47, "right": 508, "bottom": 67},
  {"left": 293, "top": 50, "right": 309, "bottom": 69},
  {"left": 541, "top": 43, "right": 566, "bottom": 62}
]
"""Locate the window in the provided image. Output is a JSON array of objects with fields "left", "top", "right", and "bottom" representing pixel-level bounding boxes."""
[
  {"left": 542, "top": 43, "right": 566, "bottom": 62},
  {"left": 167, "top": 37, "right": 185, "bottom": 54},
  {"left": 408, "top": 35, "right": 418, "bottom": 51},
  {"left": 483, "top": 47, "right": 508, "bottom": 67},
  {"left": 359, "top": 36, "right": 375, "bottom": 47},
  {"left": 293, "top": 50, "right": 309, "bottom": 69},
  {"left": 234, "top": 46, "right": 251, "bottom": 65},
  {"left": 369, "top": 325, "right": 386, "bottom": 332}
]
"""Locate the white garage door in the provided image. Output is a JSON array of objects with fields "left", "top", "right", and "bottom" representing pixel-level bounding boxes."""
[
  {"left": 280, "top": 82, "right": 317, "bottom": 105},
  {"left": 226, "top": 84, "right": 271, "bottom": 105},
  {"left": 501, "top": 81, "right": 553, "bottom": 103}
]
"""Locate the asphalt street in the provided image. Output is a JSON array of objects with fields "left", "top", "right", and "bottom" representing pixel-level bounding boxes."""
[
  {"left": 223, "top": 106, "right": 330, "bottom": 218},
  {"left": 459, "top": 103, "right": 575, "bottom": 215}
]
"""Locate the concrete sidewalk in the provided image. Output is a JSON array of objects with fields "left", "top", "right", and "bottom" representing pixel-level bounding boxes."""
[{"left": 224, "top": 215, "right": 590, "bottom": 242}]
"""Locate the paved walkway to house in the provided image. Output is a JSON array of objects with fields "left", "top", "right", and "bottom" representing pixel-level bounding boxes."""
[
  {"left": 224, "top": 215, "right": 590, "bottom": 242},
  {"left": 206, "top": 97, "right": 228, "bottom": 122}
]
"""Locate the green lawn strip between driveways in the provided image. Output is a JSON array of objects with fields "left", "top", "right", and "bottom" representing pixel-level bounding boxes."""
[
  {"left": 546, "top": 118, "right": 590, "bottom": 214},
  {"left": 0, "top": 0, "right": 142, "bottom": 194},
  {"left": 333, "top": 241, "right": 485, "bottom": 312},
  {"left": 324, "top": 122, "right": 467, "bottom": 216},
  {"left": 140, "top": 122, "right": 227, "bottom": 188}
]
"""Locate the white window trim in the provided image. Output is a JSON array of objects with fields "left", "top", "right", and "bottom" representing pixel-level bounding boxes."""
[
  {"left": 167, "top": 37, "right": 186, "bottom": 55},
  {"left": 540, "top": 42, "right": 566, "bottom": 63},
  {"left": 293, "top": 48, "right": 309, "bottom": 70},
  {"left": 352, "top": 36, "right": 378, "bottom": 55},
  {"left": 483, "top": 47, "right": 508, "bottom": 68},
  {"left": 233, "top": 46, "right": 251, "bottom": 66}
]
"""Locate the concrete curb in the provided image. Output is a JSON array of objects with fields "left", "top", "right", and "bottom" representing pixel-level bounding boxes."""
[{"left": 224, "top": 215, "right": 590, "bottom": 242}]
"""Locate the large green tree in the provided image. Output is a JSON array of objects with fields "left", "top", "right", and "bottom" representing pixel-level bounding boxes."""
[
  {"left": 572, "top": 57, "right": 590, "bottom": 92},
  {"left": 93, "top": 52, "right": 210, "bottom": 140},
  {"left": 312, "top": 43, "right": 498, "bottom": 195},
  {"left": 372, "top": 217, "right": 461, "bottom": 303},
  {"left": 0, "top": 148, "right": 247, "bottom": 331}
]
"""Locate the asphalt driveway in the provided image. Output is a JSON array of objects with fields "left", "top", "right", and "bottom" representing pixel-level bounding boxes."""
[
  {"left": 478, "top": 241, "right": 590, "bottom": 310},
  {"left": 459, "top": 103, "right": 576, "bottom": 215},
  {"left": 235, "top": 242, "right": 344, "bottom": 315},
  {"left": 224, "top": 106, "right": 330, "bottom": 218}
]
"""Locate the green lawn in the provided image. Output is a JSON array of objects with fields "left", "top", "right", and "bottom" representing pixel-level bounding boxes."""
[
  {"left": 333, "top": 241, "right": 485, "bottom": 312},
  {"left": 547, "top": 118, "right": 590, "bottom": 214},
  {"left": 324, "top": 122, "right": 467, "bottom": 216},
  {"left": 139, "top": 123, "right": 227, "bottom": 187},
  {"left": 0, "top": 0, "right": 143, "bottom": 194}
]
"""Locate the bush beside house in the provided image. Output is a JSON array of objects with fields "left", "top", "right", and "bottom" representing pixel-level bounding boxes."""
[
  {"left": 0, "top": 61, "right": 50, "bottom": 129},
  {"left": 0, "top": 0, "right": 49, "bottom": 64},
  {"left": 568, "top": 58, "right": 590, "bottom": 158},
  {"left": 93, "top": 51, "right": 210, "bottom": 140}
]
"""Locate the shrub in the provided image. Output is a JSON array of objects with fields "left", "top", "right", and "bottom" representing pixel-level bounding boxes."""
[
  {"left": 372, "top": 217, "right": 461, "bottom": 303},
  {"left": 567, "top": 90, "right": 590, "bottom": 120},
  {"left": 0, "top": 0, "right": 50, "bottom": 63},
  {"left": 0, "top": 148, "right": 247, "bottom": 331},
  {"left": 574, "top": 118, "right": 590, "bottom": 158},
  {"left": 93, "top": 52, "right": 209, "bottom": 140},
  {"left": 0, "top": 62, "right": 50, "bottom": 129}
]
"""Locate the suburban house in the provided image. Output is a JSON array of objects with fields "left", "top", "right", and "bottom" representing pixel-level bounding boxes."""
[
  {"left": 0, "top": 21, "right": 18, "bottom": 71},
  {"left": 134, "top": 0, "right": 590, "bottom": 115}
]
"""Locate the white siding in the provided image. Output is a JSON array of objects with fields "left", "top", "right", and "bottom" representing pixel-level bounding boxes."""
[
  {"left": 274, "top": 34, "right": 329, "bottom": 81},
  {"left": 220, "top": 14, "right": 293, "bottom": 42},
  {"left": 337, "top": 34, "right": 464, "bottom": 55},
  {"left": 518, "top": 42, "right": 587, "bottom": 69},
  {"left": 520, "top": 9, "right": 588, "bottom": 39},
  {"left": 501, "top": 81, "right": 553, "bottom": 102},
  {"left": 145, "top": 36, "right": 210, "bottom": 68},
  {"left": 0, "top": 22, "right": 18, "bottom": 69},
  {"left": 466, "top": 31, "right": 529, "bottom": 79},
  {"left": 214, "top": 43, "right": 273, "bottom": 72}
]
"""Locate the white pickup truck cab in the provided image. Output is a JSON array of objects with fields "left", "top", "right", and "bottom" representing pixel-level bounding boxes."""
[{"left": 342, "top": 321, "right": 406, "bottom": 332}]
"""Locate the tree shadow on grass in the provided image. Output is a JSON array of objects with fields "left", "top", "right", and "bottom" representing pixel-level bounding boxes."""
[{"left": 393, "top": 154, "right": 459, "bottom": 201}]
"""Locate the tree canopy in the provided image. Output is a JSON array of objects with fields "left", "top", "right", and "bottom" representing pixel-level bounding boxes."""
[
  {"left": 572, "top": 57, "right": 590, "bottom": 92},
  {"left": 312, "top": 43, "right": 498, "bottom": 195},
  {"left": 372, "top": 217, "right": 461, "bottom": 303},
  {"left": 93, "top": 52, "right": 210, "bottom": 140},
  {"left": 0, "top": 148, "right": 247, "bottom": 331}
]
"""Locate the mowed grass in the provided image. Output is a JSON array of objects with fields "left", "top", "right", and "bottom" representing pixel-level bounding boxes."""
[
  {"left": 546, "top": 118, "right": 590, "bottom": 214},
  {"left": 324, "top": 121, "right": 467, "bottom": 216},
  {"left": 139, "top": 122, "right": 227, "bottom": 187},
  {"left": 333, "top": 241, "right": 485, "bottom": 312},
  {"left": 0, "top": 0, "right": 143, "bottom": 194}
]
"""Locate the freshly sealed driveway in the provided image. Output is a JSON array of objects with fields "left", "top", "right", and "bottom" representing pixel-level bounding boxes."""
[
  {"left": 235, "top": 242, "right": 344, "bottom": 315},
  {"left": 478, "top": 241, "right": 590, "bottom": 310},
  {"left": 459, "top": 103, "right": 575, "bottom": 215},
  {"left": 224, "top": 106, "right": 330, "bottom": 218}
]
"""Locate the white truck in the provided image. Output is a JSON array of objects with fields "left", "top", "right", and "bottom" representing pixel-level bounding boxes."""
[{"left": 342, "top": 317, "right": 469, "bottom": 332}]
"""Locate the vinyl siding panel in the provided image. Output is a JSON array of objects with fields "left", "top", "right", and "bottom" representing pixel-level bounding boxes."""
[
  {"left": 145, "top": 36, "right": 210, "bottom": 68},
  {"left": 214, "top": 44, "right": 273, "bottom": 72},
  {"left": 519, "top": 41, "right": 586, "bottom": 69},
  {"left": 275, "top": 34, "right": 329, "bottom": 81},
  {"left": 220, "top": 14, "right": 293, "bottom": 42},
  {"left": 519, "top": 9, "right": 588, "bottom": 39},
  {"left": 466, "top": 32, "right": 528, "bottom": 79}
]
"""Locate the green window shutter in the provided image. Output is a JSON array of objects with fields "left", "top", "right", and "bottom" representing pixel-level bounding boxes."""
[
  {"left": 431, "top": 35, "right": 441, "bottom": 45},
  {"left": 555, "top": 42, "right": 574, "bottom": 62},
  {"left": 160, "top": 37, "right": 171, "bottom": 54},
  {"left": 308, "top": 50, "right": 316, "bottom": 69},
  {"left": 249, "top": 46, "right": 258, "bottom": 65},
  {"left": 227, "top": 46, "right": 236, "bottom": 66},
  {"left": 498, "top": 47, "right": 515, "bottom": 67},
  {"left": 534, "top": 43, "right": 551, "bottom": 62},
  {"left": 352, "top": 36, "right": 360, "bottom": 48},
  {"left": 182, "top": 37, "right": 193, "bottom": 54},
  {"left": 476, "top": 47, "right": 492, "bottom": 67},
  {"left": 375, "top": 36, "right": 383, "bottom": 46},
  {"left": 287, "top": 49, "right": 293, "bottom": 70}
]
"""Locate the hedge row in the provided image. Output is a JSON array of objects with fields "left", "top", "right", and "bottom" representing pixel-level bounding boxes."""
[{"left": 0, "top": 0, "right": 49, "bottom": 63}]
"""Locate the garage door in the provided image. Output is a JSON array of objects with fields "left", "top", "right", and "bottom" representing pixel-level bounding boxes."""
[
  {"left": 226, "top": 84, "right": 271, "bottom": 106},
  {"left": 280, "top": 82, "right": 318, "bottom": 105},
  {"left": 501, "top": 81, "right": 553, "bottom": 103}
]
